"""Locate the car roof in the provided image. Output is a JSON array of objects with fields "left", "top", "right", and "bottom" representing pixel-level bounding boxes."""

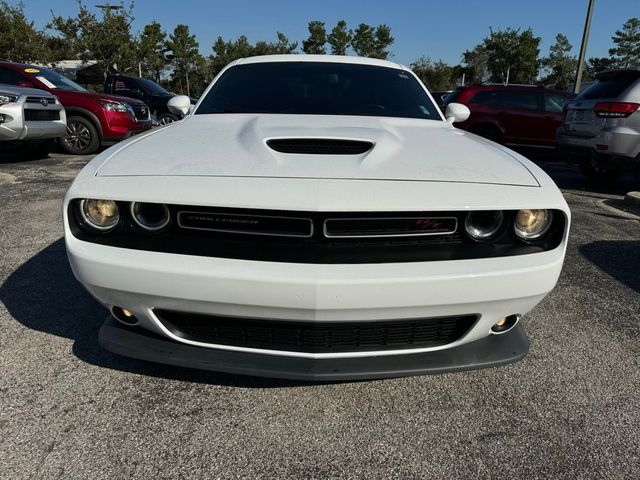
[
  {"left": 230, "top": 54, "right": 409, "bottom": 71},
  {"left": 596, "top": 67, "right": 640, "bottom": 80},
  {"left": 0, "top": 60, "right": 43, "bottom": 70},
  {"left": 457, "top": 84, "right": 568, "bottom": 94}
]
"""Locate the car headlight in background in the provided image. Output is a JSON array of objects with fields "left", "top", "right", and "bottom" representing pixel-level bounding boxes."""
[
  {"left": 514, "top": 209, "right": 553, "bottom": 241},
  {"left": 464, "top": 211, "right": 504, "bottom": 241},
  {"left": 130, "top": 202, "right": 170, "bottom": 232},
  {"left": 0, "top": 92, "right": 19, "bottom": 105},
  {"left": 100, "top": 100, "right": 135, "bottom": 118},
  {"left": 79, "top": 199, "right": 120, "bottom": 231}
]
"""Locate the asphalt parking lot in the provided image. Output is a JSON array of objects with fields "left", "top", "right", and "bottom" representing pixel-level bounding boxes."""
[{"left": 1, "top": 150, "right": 639, "bottom": 479}]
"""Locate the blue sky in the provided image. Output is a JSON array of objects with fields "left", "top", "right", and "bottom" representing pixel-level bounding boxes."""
[{"left": 15, "top": 0, "right": 639, "bottom": 66}]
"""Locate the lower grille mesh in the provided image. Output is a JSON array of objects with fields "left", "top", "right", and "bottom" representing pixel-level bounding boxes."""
[
  {"left": 24, "top": 110, "right": 60, "bottom": 121},
  {"left": 155, "top": 310, "right": 476, "bottom": 353}
]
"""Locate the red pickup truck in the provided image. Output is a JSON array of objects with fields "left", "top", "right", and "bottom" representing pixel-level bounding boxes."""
[{"left": 0, "top": 61, "right": 153, "bottom": 154}]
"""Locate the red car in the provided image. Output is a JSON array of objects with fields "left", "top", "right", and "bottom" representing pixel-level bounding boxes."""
[
  {"left": 443, "top": 85, "right": 573, "bottom": 149},
  {"left": 0, "top": 61, "right": 153, "bottom": 155}
]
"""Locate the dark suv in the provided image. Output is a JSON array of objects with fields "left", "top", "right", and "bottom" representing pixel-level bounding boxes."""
[
  {"left": 443, "top": 85, "right": 572, "bottom": 148},
  {"left": 103, "top": 75, "right": 181, "bottom": 125},
  {"left": 0, "top": 61, "right": 153, "bottom": 155}
]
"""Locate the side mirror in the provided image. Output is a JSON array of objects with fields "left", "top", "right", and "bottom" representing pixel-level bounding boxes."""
[
  {"left": 168, "top": 95, "right": 191, "bottom": 116},
  {"left": 444, "top": 103, "right": 471, "bottom": 123}
]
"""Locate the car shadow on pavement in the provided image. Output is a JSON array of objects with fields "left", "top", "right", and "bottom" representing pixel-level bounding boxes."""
[
  {"left": 0, "top": 238, "right": 310, "bottom": 388},
  {"left": 580, "top": 240, "right": 640, "bottom": 293}
]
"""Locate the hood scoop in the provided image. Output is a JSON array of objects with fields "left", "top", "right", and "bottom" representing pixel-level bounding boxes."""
[{"left": 266, "top": 138, "right": 374, "bottom": 155}]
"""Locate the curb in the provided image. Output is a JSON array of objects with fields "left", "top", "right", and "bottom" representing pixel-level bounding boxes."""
[{"left": 624, "top": 191, "right": 640, "bottom": 209}]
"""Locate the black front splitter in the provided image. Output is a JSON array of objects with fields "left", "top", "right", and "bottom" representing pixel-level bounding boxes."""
[{"left": 99, "top": 316, "right": 529, "bottom": 381}]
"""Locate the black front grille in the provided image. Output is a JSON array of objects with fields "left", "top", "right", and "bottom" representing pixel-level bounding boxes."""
[
  {"left": 267, "top": 138, "right": 373, "bottom": 155},
  {"left": 69, "top": 203, "right": 567, "bottom": 264},
  {"left": 155, "top": 309, "right": 476, "bottom": 353},
  {"left": 324, "top": 216, "right": 458, "bottom": 238},
  {"left": 24, "top": 109, "right": 60, "bottom": 121},
  {"left": 178, "top": 211, "right": 313, "bottom": 237},
  {"left": 129, "top": 104, "right": 149, "bottom": 121},
  {"left": 26, "top": 96, "right": 56, "bottom": 105}
]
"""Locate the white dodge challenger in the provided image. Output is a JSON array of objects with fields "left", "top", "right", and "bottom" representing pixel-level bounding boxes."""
[{"left": 64, "top": 55, "right": 570, "bottom": 380}]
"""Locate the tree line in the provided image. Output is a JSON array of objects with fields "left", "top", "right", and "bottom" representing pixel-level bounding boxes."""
[{"left": 1, "top": 1, "right": 638, "bottom": 96}]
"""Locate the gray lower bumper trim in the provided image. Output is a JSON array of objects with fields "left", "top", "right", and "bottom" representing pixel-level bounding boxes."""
[{"left": 99, "top": 317, "right": 529, "bottom": 381}]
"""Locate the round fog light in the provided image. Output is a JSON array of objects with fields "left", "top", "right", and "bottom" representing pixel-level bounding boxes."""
[
  {"left": 130, "top": 202, "right": 170, "bottom": 232},
  {"left": 112, "top": 306, "right": 138, "bottom": 325},
  {"left": 514, "top": 209, "right": 552, "bottom": 241},
  {"left": 491, "top": 314, "right": 520, "bottom": 334},
  {"left": 79, "top": 199, "right": 119, "bottom": 231},
  {"left": 464, "top": 210, "right": 504, "bottom": 241}
]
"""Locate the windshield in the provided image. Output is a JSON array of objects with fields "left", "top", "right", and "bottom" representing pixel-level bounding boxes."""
[
  {"left": 137, "top": 77, "right": 169, "bottom": 95},
  {"left": 27, "top": 67, "right": 87, "bottom": 92},
  {"left": 196, "top": 62, "right": 442, "bottom": 120}
]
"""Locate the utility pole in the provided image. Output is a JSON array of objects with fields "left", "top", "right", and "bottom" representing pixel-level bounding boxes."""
[{"left": 574, "top": 0, "right": 595, "bottom": 94}]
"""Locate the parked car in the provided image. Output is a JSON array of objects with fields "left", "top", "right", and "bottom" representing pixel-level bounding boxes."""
[
  {"left": 103, "top": 74, "right": 185, "bottom": 125},
  {"left": 64, "top": 55, "right": 569, "bottom": 381},
  {"left": 443, "top": 84, "right": 573, "bottom": 148},
  {"left": 557, "top": 68, "right": 640, "bottom": 182},
  {"left": 0, "top": 61, "right": 153, "bottom": 155},
  {"left": 429, "top": 90, "right": 451, "bottom": 110},
  {"left": 0, "top": 83, "right": 66, "bottom": 155}
]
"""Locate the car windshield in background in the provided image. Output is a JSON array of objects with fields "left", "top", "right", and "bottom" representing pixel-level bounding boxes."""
[
  {"left": 442, "top": 89, "right": 463, "bottom": 105},
  {"left": 578, "top": 73, "right": 638, "bottom": 99},
  {"left": 28, "top": 68, "right": 87, "bottom": 92},
  {"left": 137, "top": 78, "right": 169, "bottom": 95},
  {"left": 196, "top": 62, "right": 442, "bottom": 120}
]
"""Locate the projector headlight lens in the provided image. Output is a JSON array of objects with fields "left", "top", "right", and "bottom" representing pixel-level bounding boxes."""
[
  {"left": 514, "top": 209, "right": 553, "bottom": 241},
  {"left": 79, "top": 199, "right": 119, "bottom": 231},
  {"left": 130, "top": 202, "right": 170, "bottom": 232},
  {"left": 464, "top": 211, "right": 504, "bottom": 240}
]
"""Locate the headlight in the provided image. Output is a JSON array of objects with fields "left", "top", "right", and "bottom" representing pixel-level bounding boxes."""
[
  {"left": 514, "top": 209, "right": 553, "bottom": 241},
  {"left": 79, "top": 199, "right": 120, "bottom": 231},
  {"left": 130, "top": 202, "right": 170, "bottom": 232},
  {"left": 100, "top": 101, "right": 131, "bottom": 114},
  {"left": 0, "top": 92, "right": 19, "bottom": 105},
  {"left": 464, "top": 211, "right": 504, "bottom": 240}
]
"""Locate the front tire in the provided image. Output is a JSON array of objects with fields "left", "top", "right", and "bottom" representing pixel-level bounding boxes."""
[
  {"left": 579, "top": 157, "right": 622, "bottom": 184},
  {"left": 61, "top": 116, "right": 100, "bottom": 155},
  {"left": 470, "top": 126, "right": 501, "bottom": 144},
  {"left": 157, "top": 113, "right": 179, "bottom": 125},
  {"left": 17, "top": 140, "right": 54, "bottom": 160}
]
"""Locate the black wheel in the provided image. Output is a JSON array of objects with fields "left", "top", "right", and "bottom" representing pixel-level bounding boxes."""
[
  {"left": 470, "top": 126, "right": 500, "bottom": 143},
  {"left": 157, "top": 113, "right": 179, "bottom": 125},
  {"left": 61, "top": 116, "right": 100, "bottom": 155},
  {"left": 579, "top": 157, "right": 622, "bottom": 184}
]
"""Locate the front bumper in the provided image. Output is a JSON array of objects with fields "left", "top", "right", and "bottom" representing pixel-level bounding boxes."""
[
  {"left": 67, "top": 232, "right": 565, "bottom": 372},
  {"left": 100, "top": 316, "right": 529, "bottom": 381},
  {"left": 0, "top": 100, "right": 66, "bottom": 141},
  {"left": 102, "top": 110, "right": 152, "bottom": 141}
]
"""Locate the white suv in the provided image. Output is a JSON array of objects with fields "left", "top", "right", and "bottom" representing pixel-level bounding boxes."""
[
  {"left": 557, "top": 68, "right": 640, "bottom": 183},
  {"left": 0, "top": 83, "right": 67, "bottom": 152}
]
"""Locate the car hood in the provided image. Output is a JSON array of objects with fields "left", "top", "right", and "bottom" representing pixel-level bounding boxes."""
[
  {"left": 55, "top": 89, "right": 146, "bottom": 106},
  {"left": 0, "top": 83, "right": 51, "bottom": 96},
  {"left": 96, "top": 114, "right": 539, "bottom": 186}
]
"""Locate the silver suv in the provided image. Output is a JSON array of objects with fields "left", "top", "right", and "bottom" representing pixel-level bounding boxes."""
[
  {"left": 557, "top": 68, "right": 640, "bottom": 182},
  {"left": 0, "top": 83, "right": 67, "bottom": 148}
]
